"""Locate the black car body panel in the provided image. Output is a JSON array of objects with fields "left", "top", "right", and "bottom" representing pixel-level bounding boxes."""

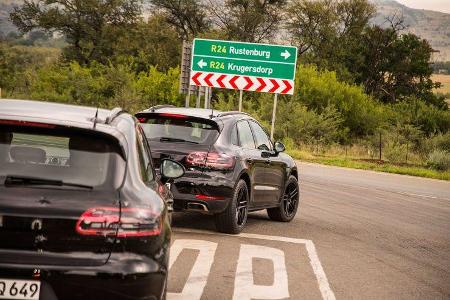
[{"left": 0, "top": 99, "right": 172, "bottom": 300}]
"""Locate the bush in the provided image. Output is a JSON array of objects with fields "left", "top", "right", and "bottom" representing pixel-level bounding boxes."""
[
  {"left": 385, "top": 144, "right": 408, "bottom": 164},
  {"left": 7, "top": 60, "right": 183, "bottom": 112},
  {"left": 427, "top": 150, "right": 450, "bottom": 171},
  {"left": 295, "top": 64, "right": 386, "bottom": 137}
]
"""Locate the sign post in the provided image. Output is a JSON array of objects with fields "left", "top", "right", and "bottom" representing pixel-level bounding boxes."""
[
  {"left": 189, "top": 38, "right": 298, "bottom": 138},
  {"left": 238, "top": 90, "right": 243, "bottom": 112},
  {"left": 270, "top": 93, "right": 278, "bottom": 140}
]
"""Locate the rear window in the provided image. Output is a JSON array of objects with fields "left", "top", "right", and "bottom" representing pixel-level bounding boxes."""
[
  {"left": 0, "top": 125, "right": 125, "bottom": 190},
  {"left": 139, "top": 115, "right": 219, "bottom": 145}
]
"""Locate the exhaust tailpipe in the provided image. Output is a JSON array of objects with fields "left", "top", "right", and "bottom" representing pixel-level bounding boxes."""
[{"left": 187, "top": 202, "right": 208, "bottom": 211}]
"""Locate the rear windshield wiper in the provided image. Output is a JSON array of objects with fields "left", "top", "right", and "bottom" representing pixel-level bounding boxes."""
[
  {"left": 4, "top": 175, "right": 93, "bottom": 190},
  {"left": 159, "top": 137, "right": 199, "bottom": 144}
]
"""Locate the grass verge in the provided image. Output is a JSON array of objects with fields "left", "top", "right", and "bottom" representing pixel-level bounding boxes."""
[{"left": 287, "top": 149, "right": 450, "bottom": 181}]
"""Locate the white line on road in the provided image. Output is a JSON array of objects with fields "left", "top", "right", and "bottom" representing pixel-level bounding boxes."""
[
  {"left": 233, "top": 244, "right": 289, "bottom": 300},
  {"left": 174, "top": 228, "right": 336, "bottom": 300},
  {"left": 168, "top": 239, "right": 217, "bottom": 300}
]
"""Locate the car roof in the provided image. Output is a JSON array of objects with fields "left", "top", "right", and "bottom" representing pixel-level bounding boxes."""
[
  {"left": 1, "top": 99, "right": 113, "bottom": 124},
  {"left": 137, "top": 106, "right": 251, "bottom": 121},
  {"left": 0, "top": 99, "right": 133, "bottom": 148}
]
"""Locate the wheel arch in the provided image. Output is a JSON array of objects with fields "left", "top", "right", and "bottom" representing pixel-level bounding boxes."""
[{"left": 238, "top": 171, "right": 251, "bottom": 200}]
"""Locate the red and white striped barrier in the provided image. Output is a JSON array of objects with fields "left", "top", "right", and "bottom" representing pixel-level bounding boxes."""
[{"left": 190, "top": 71, "right": 294, "bottom": 95}]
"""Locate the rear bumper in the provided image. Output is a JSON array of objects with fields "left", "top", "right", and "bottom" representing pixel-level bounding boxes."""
[
  {"left": 0, "top": 252, "right": 167, "bottom": 300},
  {"left": 171, "top": 173, "right": 235, "bottom": 214}
]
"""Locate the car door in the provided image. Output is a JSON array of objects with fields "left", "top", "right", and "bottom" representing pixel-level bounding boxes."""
[
  {"left": 235, "top": 120, "right": 269, "bottom": 207},
  {"left": 248, "top": 120, "right": 286, "bottom": 205}
]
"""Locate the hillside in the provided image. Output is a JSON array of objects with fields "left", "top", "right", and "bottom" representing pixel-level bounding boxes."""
[
  {"left": 0, "top": 0, "right": 20, "bottom": 37},
  {"left": 371, "top": 0, "right": 450, "bottom": 61}
]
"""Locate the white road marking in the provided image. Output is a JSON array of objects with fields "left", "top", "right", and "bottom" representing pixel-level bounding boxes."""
[
  {"left": 168, "top": 239, "right": 217, "bottom": 300},
  {"left": 174, "top": 228, "right": 336, "bottom": 300},
  {"left": 233, "top": 244, "right": 289, "bottom": 300},
  {"left": 396, "top": 191, "right": 438, "bottom": 199}
]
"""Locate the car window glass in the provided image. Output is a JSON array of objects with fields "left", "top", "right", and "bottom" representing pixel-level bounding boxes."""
[
  {"left": 230, "top": 124, "right": 238, "bottom": 146},
  {"left": 249, "top": 121, "right": 272, "bottom": 151},
  {"left": 140, "top": 116, "right": 219, "bottom": 145},
  {"left": 236, "top": 121, "right": 255, "bottom": 149},
  {"left": 0, "top": 127, "right": 125, "bottom": 189},
  {"left": 136, "top": 127, "right": 154, "bottom": 184}
]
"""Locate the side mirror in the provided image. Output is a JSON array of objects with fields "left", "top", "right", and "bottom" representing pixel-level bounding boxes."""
[
  {"left": 274, "top": 141, "right": 285, "bottom": 153},
  {"left": 160, "top": 159, "right": 185, "bottom": 183}
]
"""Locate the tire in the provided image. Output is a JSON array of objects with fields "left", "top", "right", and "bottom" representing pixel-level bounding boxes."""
[
  {"left": 267, "top": 175, "right": 299, "bottom": 222},
  {"left": 214, "top": 179, "right": 249, "bottom": 234}
]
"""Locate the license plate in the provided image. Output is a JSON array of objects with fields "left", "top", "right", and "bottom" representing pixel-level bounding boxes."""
[{"left": 0, "top": 279, "right": 40, "bottom": 300}]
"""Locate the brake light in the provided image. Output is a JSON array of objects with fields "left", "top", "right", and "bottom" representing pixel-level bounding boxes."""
[
  {"left": 158, "top": 113, "right": 188, "bottom": 119},
  {"left": 0, "top": 119, "right": 56, "bottom": 128},
  {"left": 76, "top": 207, "right": 161, "bottom": 237},
  {"left": 137, "top": 117, "right": 147, "bottom": 123},
  {"left": 186, "top": 151, "right": 235, "bottom": 170}
]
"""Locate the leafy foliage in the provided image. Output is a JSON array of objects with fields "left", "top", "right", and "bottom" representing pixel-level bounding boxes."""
[
  {"left": 427, "top": 150, "right": 450, "bottom": 171},
  {"left": 150, "top": 0, "right": 210, "bottom": 40},
  {"left": 7, "top": 60, "right": 182, "bottom": 111},
  {"left": 10, "top": 0, "right": 143, "bottom": 64},
  {"left": 208, "top": 0, "right": 287, "bottom": 42}
]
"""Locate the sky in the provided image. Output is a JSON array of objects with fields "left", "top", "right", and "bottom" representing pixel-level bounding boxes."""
[{"left": 395, "top": 0, "right": 450, "bottom": 13}]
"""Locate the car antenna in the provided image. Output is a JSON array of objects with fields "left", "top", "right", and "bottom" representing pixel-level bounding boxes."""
[{"left": 93, "top": 108, "right": 99, "bottom": 129}]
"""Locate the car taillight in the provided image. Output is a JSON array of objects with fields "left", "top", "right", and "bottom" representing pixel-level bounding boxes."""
[
  {"left": 186, "top": 151, "right": 235, "bottom": 170},
  {"left": 76, "top": 207, "right": 161, "bottom": 237}
]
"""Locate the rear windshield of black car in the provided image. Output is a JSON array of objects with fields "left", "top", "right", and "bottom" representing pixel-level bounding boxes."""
[
  {"left": 0, "top": 124, "right": 126, "bottom": 190},
  {"left": 139, "top": 115, "right": 219, "bottom": 145}
]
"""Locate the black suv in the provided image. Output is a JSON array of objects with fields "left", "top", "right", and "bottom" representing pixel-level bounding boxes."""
[
  {"left": 136, "top": 106, "right": 299, "bottom": 234},
  {"left": 0, "top": 99, "right": 184, "bottom": 300}
]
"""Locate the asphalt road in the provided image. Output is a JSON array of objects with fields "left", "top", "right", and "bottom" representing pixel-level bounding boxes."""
[{"left": 169, "top": 162, "right": 450, "bottom": 300}]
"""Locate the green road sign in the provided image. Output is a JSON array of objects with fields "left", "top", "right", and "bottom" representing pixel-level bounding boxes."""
[{"left": 191, "top": 39, "right": 298, "bottom": 81}]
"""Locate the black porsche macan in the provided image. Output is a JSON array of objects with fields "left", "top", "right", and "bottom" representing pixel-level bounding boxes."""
[
  {"left": 0, "top": 99, "right": 185, "bottom": 300},
  {"left": 136, "top": 106, "right": 300, "bottom": 234}
]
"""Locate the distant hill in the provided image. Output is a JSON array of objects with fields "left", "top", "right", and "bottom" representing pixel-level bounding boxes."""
[
  {"left": 371, "top": 0, "right": 450, "bottom": 61},
  {"left": 1, "top": 0, "right": 449, "bottom": 61},
  {"left": 0, "top": 0, "right": 20, "bottom": 37}
]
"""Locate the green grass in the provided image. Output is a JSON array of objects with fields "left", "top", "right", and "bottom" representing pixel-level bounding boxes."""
[{"left": 287, "top": 149, "right": 450, "bottom": 181}]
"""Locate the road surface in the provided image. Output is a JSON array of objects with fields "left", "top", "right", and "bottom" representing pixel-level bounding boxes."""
[{"left": 169, "top": 162, "right": 450, "bottom": 299}]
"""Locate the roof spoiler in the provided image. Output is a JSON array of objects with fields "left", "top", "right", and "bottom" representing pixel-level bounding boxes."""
[
  {"left": 147, "top": 105, "right": 176, "bottom": 112},
  {"left": 216, "top": 111, "right": 250, "bottom": 117}
]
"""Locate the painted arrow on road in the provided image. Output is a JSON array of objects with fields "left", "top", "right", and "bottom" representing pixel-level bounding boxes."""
[{"left": 190, "top": 71, "right": 294, "bottom": 95}]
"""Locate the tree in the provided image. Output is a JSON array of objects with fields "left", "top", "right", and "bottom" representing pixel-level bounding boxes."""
[
  {"left": 150, "top": 0, "right": 210, "bottom": 40},
  {"left": 10, "top": 0, "right": 143, "bottom": 64},
  {"left": 208, "top": 0, "right": 287, "bottom": 42},
  {"left": 286, "top": 0, "right": 375, "bottom": 80},
  {"left": 113, "top": 14, "right": 182, "bottom": 72},
  {"left": 356, "top": 24, "right": 441, "bottom": 105}
]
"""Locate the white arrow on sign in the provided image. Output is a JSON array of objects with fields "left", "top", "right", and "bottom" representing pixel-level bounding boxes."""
[
  {"left": 198, "top": 59, "right": 207, "bottom": 69},
  {"left": 280, "top": 50, "right": 291, "bottom": 60}
]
